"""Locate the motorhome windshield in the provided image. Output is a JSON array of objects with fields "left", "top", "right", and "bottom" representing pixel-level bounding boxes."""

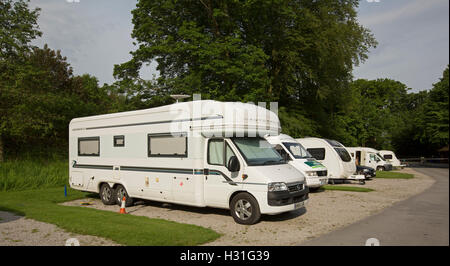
[
  {"left": 282, "top": 142, "right": 312, "bottom": 159},
  {"left": 334, "top": 147, "right": 352, "bottom": 162},
  {"left": 232, "top": 137, "right": 285, "bottom": 166}
]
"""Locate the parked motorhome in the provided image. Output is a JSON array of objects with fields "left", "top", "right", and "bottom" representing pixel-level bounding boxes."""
[
  {"left": 296, "top": 138, "right": 365, "bottom": 183},
  {"left": 347, "top": 147, "right": 393, "bottom": 171},
  {"left": 265, "top": 134, "right": 328, "bottom": 191},
  {"left": 379, "top": 150, "right": 406, "bottom": 169},
  {"left": 69, "top": 100, "right": 309, "bottom": 225}
]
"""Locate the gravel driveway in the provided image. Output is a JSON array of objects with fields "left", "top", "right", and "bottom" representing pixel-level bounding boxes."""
[
  {"left": 0, "top": 211, "right": 119, "bottom": 246},
  {"left": 57, "top": 168, "right": 433, "bottom": 246}
]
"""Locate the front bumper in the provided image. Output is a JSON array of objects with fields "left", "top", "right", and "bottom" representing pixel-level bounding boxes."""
[
  {"left": 305, "top": 176, "right": 328, "bottom": 187},
  {"left": 267, "top": 186, "right": 309, "bottom": 207}
]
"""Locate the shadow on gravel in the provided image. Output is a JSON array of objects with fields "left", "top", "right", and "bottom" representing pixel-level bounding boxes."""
[
  {"left": 0, "top": 211, "right": 22, "bottom": 224},
  {"left": 128, "top": 199, "right": 306, "bottom": 223}
]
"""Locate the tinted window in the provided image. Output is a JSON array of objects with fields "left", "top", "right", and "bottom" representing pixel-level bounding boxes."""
[
  {"left": 307, "top": 148, "right": 325, "bottom": 160},
  {"left": 384, "top": 154, "right": 393, "bottom": 160},
  {"left": 325, "top": 139, "right": 344, "bottom": 148},
  {"left": 113, "top": 135, "right": 125, "bottom": 147},
  {"left": 335, "top": 148, "right": 351, "bottom": 162}
]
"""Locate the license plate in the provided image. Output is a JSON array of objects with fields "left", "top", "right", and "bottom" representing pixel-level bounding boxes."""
[{"left": 294, "top": 201, "right": 305, "bottom": 209}]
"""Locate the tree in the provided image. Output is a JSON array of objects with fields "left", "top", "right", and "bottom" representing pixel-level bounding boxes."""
[
  {"left": 114, "top": 0, "right": 376, "bottom": 107},
  {"left": 0, "top": 0, "right": 41, "bottom": 161},
  {"left": 414, "top": 66, "right": 449, "bottom": 154}
]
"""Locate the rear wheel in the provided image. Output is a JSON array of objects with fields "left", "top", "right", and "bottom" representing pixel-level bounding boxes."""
[
  {"left": 100, "top": 184, "right": 116, "bottom": 205},
  {"left": 230, "top": 192, "right": 261, "bottom": 225},
  {"left": 115, "top": 184, "right": 134, "bottom": 207}
]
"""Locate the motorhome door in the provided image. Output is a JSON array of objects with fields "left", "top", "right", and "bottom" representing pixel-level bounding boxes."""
[{"left": 204, "top": 138, "right": 243, "bottom": 207}]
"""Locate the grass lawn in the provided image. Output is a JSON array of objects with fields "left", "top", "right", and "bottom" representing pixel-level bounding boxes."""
[
  {"left": 0, "top": 187, "right": 221, "bottom": 245},
  {"left": 376, "top": 171, "right": 414, "bottom": 179},
  {"left": 322, "top": 185, "right": 374, "bottom": 192}
]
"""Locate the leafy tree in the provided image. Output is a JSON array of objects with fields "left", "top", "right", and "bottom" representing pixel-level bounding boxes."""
[
  {"left": 0, "top": 0, "right": 41, "bottom": 161},
  {"left": 414, "top": 66, "right": 449, "bottom": 154},
  {"left": 114, "top": 0, "right": 376, "bottom": 107}
]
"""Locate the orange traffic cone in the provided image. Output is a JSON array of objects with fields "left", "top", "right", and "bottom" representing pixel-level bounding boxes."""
[{"left": 119, "top": 196, "right": 127, "bottom": 214}]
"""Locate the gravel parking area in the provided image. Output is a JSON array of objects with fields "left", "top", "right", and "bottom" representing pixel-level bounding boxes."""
[
  {"left": 58, "top": 168, "right": 433, "bottom": 245},
  {"left": 0, "top": 211, "right": 119, "bottom": 246}
]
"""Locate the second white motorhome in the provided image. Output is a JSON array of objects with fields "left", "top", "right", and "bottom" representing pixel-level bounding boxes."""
[
  {"left": 347, "top": 147, "right": 393, "bottom": 171},
  {"left": 296, "top": 138, "right": 365, "bottom": 183},
  {"left": 69, "top": 100, "right": 309, "bottom": 225},
  {"left": 265, "top": 134, "right": 328, "bottom": 191},
  {"left": 379, "top": 150, "right": 406, "bottom": 169}
]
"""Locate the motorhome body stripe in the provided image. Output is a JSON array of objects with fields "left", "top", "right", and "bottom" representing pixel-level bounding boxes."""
[
  {"left": 72, "top": 163, "right": 237, "bottom": 186},
  {"left": 72, "top": 115, "right": 223, "bottom": 131}
]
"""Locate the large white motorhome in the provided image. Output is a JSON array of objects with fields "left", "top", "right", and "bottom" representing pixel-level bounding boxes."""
[
  {"left": 296, "top": 138, "right": 365, "bottom": 183},
  {"left": 347, "top": 147, "right": 393, "bottom": 171},
  {"left": 379, "top": 150, "right": 406, "bottom": 169},
  {"left": 265, "top": 134, "right": 328, "bottom": 191},
  {"left": 69, "top": 100, "right": 308, "bottom": 224}
]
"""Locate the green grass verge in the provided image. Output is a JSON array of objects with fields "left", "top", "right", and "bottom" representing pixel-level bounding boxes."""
[
  {"left": 322, "top": 185, "right": 374, "bottom": 192},
  {"left": 376, "top": 171, "right": 414, "bottom": 179},
  {"left": 0, "top": 159, "right": 68, "bottom": 191},
  {"left": 0, "top": 187, "right": 221, "bottom": 245}
]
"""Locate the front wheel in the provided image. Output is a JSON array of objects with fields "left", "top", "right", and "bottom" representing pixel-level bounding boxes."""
[
  {"left": 115, "top": 184, "right": 134, "bottom": 207},
  {"left": 377, "top": 166, "right": 385, "bottom": 171},
  {"left": 230, "top": 192, "right": 261, "bottom": 225}
]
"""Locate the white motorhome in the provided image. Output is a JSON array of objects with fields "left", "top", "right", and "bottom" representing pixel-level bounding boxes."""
[
  {"left": 379, "top": 150, "right": 406, "bottom": 169},
  {"left": 265, "top": 134, "right": 328, "bottom": 190},
  {"left": 347, "top": 147, "right": 393, "bottom": 171},
  {"left": 296, "top": 138, "right": 365, "bottom": 183},
  {"left": 69, "top": 100, "right": 308, "bottom": 225}
]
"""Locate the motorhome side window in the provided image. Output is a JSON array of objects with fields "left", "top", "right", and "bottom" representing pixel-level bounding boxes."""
[
  {"left": 78, "top": 137, "right": 100, "bottom": 156},
  {"left": 113, "top": 135, "right": 125, "bottom": 147},
  {"left": 148, "top": 133, "right": 187, "bottom": 157},
  {"left": 384, "top": 154, "right": 393, "bottom": 160},
  {"left": 307, "top": 148, "right": 325, "bottom": 160},
  {"left": 208, "top": 139, "right": 236, "bottom": 166}
]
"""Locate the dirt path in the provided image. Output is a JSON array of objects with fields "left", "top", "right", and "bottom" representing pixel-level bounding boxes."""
[
  {"left": 60, "top": 168, "right": 433, "bottom": 246},
  {"left": 0, "top": 211, "right": 119, "bottom": 246}
]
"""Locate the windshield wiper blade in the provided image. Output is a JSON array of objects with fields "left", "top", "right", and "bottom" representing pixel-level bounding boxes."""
[{"left": 262, "top": 160, "right": 283, "bottom": 165}]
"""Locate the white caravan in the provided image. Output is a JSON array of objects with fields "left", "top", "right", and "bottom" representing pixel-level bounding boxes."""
[
  {"left": 347, "top": 147, "right": 393, "bottom": 171},
  {"left": 69, "top": 100, "right": 308, "bottom": 225},
  {"left": 379, "top": 150, "right": 405, "bottom": 169},
  {"left": 296, "top": 138, "right": 365, "bottom": 183},
  {"left": 265, "top": 134, "right": 328, "bottom": 190}
]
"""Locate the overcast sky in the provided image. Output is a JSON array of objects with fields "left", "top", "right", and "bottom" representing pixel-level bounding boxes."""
[{"left": 29, "top": 0, "right": 449, "bottom": 92}]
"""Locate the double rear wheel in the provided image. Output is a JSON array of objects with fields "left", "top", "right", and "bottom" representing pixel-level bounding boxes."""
[{"left": 100, "top": 183, "right": 134, "bottom": 207}]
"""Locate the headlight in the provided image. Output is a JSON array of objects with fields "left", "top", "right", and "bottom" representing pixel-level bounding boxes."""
[
  {"left": 268, "top": 182, "right": 288, "bottom": 192},
  {"left": 305, "top": 171, "right": 317, "bottom": 177}
]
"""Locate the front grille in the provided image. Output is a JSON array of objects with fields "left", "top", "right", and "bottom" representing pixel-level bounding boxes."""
[
  {"left": 288, "top": 183, "right": 304, "bottom": 192},
  {"left": 316, "top": 170, "right": 327, "bottom": 177}
]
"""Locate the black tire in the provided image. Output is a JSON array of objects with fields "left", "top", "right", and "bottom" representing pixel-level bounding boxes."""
[
  {"left": 309, "top": 187, "right": 320, "bottom": 192},
  {"left": 230, "top": 192, "right": 261, "bottom": 225},
  {"left": 100, "top": 183, "right": 116, "bottom": 205},
  {"left": 377, "top": 166, "right": 385, "bottom": 171},
  {"left": 115, "top": 184, "right": 134, "bottom": 207}
]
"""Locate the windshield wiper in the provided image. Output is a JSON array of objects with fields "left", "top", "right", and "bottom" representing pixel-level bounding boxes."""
[{"left": 262, "top": 159, "right": 284, "bottom": 165}]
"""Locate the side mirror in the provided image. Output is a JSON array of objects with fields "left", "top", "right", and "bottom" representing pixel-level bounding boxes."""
[{"left": 227, "top": 156, "right": 240, "bottom": 172}]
